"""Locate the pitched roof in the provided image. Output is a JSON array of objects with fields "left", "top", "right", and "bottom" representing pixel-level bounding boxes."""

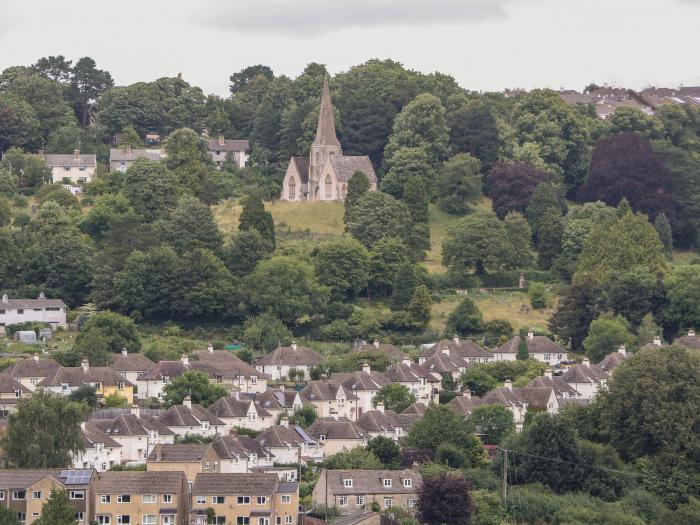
[
  {"left": 313, "top": 77, "right": 340, "bottom": 147},
  {"left": 306, "top": 417, "right": 367, "bottom": 440},
  {"left": 256, "top": 425, "right": 317, "bottom": 448},
  {"left": 0, "top": 374, "right": 31, "bottom": 394},
  {"left": 43, "top": 153, "right": 96, "bottom": 168},
  {"left": 494, "top": 338, "right": 519, "bottom": 354},
  {"left": 301, "top": 381, "right": 356, "bottom": 402},
  {"left": 146, "top": 444, "right": 211, "bottom": 462},
  {"left": 323, "top": 469, "right": 421, "bottom": 494},
  {"left": 109, "top": 148, "right": 163, "bottom": 162},
  {"left": 598, "top": 352, "right": 628, "bottom": 371},
  {"left": 3, "top": 357, "right": 60, "bottom": 379},
  {"left": 328, "top": 371, "right": 389, "bottom": 392},
  {"left": 524, "top": 336, "right": 567, "bottom": 355},
  {"left": 674, "top": 334, "right": 700, "bottom": 350},
  {"left": 210, "top": 435, "right": 272, "bottom": 460},
  {"left": 290, "top": 157, "right": 309, "bottom": 184},
  {"left": 383, "top": 363, "right": 440, "bottom": 383},
  {"left": 401, "top": 403, "right": 427, "bottom": 416},
  {"left": 95, "top": 471, "right": 185, "bottom": 494},
  {"left": 249, "top": 389, "right": 302, "bottom": 411},
  {"left": 110, "top": 352, "right": 155, "bottom": 372},
  {"left": 81, "top": 426, "right": 122, "bottom": 449},
  {"left": 328, "top": 156, "right": 377, "bottom": 183},
  {"left": 527, "top": 376, "right": 580, "bottom": 398},
  {"left": 562, "top": 364, "right": 608, "bottom": 384},
  {"left": 0, "top": 469, "right": 94, "bottom": 489},
  {"left": 39, "top": 366, "right": 135, "bottom": 388},
  {"left": 193, "top": 351, "right": 266, "bottom": 378},
  {"left": 208, "top": 395, "right": 271, "bottom": 419},
  {"left": 193, "top": 473, "right": 278, "bottom": 495},
  {"left": 206, "top": 139, "right": 249, "bottom": 152},
  {"left": 0, "top": 296, "right": 66, "bottom": 309},
  {"left": 422, "top": 338, "right": 491, "bottom": 359},
  {"left": 448, "top": 395, "right": 484, "bottom": 416},
  {"left": 482, "top": 386, "right": 554, "bottom": 409},
  {"left": 254, "top": 345, "right": 323, "bottom": 367},
  {"left": 355, "top": 410, "right": 403, "bottom": 433},
  {"left": 421, "top": 352, "right": 470, "bottom": 373},
  {"left": 140, "top": 361, "right": 187, "bottom": 381},
  {"left": 89, "top": 414, "right": 174, "bottom": 437},
  {"left": 158, "top": 404, "right": 224, "bottom": 427}
]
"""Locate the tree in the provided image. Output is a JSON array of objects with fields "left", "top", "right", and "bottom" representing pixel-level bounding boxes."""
[
  {"left": 6, "top": 75, "right": 76, "bottom": 138},
  {"left": 159, "top": 196, "right": 224, "bottom": 254},
  {"left": 535, "top": 209, "right": 564, "bottom": 270},
  {"left": 407, "top": 285, "right": 432, "bottom": 330},
  {"left": 242, "top": 312, "right": 292, "bottom": 352},
  {"left": 503, "top": 212, "right": 536, "bottom": 270},
  {"left": 466, "top": 405, "right": 515, "bottom": 445},
  {"left": 287, "top": 404, "right": 317, "bottom": 428},
  {"left": 601, "top": 267, "right": 660, "bottom": 327},
  {"left": 460, "top": 368, "right": 498, "bottom": 397},
  {"left": 104, "top": 392, "right": 129, "bottom": 408},
  {"left": 380, "top": 147, "right": 437, "bottom": 199},
  {"left": 367, "top": 436, "right": 401, "bottom": 469},
  {"left": 368, "top": 237, "right": 411, "bottom": 297},
  {"left": 76, "top": 311, "right": 141, "bottom": 354},
  {"left": 345, "top": 192, "right": 412, "bottom": 250},
  {"left": 70, "top": 57, "right": 113, "bottom": 125},
  {"left": 526, "top": 182, "right": 564, "bottom": 238},
  {"left": 123, "top": 159, "right": 179, "bottom": 222},
  {"left": 0, "top": 93, "right": 42, "bottom": 152},
  {"left": 222, "top": 230, "right": 274, "bottom": 278},
  {"left": 322, "top": 447, "right": 383, "bottom": 470},
  {"left": 662, "top": 265, "right": 700, "bottom": 335},
  {"left": 163, "top": 371, "right": 228, "bottom": 407},
  {"left": 0, "top": 147, "right": 51, "bottom": 187},
  {"left": 343, "top": 171, "right": 371, "bottom": 225},
  {"left": 437, "top": 154, "right": 483, "bottom": 215},
  {"left": 577, "top": 132, "right": 676, "bottom": 226},
  {"left": 402, "top": 176, "right": 430, "bottom": 255},
  {"left": 441, "top": 211, "right": 515, "bottom": 275},
  {"left": 3, "top": 391, "right": 85, "bottom": 468},
  {"left": 0, "top": 167, "right": 19, "bottom": 195},
  {"left": 34, "top": 489, "right": 77, "bottom": 525},
  {"left": 0, "top": 506, "right": 20, "bottom": 525},
  {"left": 246, "top": 257, "right": 328, "bottom": 324},
  {"left": 68, "top": 384, "right": 98, "bottom": 408},
  {"left": 33, "top": 55, "right": 73, "bottom": 82},
  {"left": 313, "top": 238, "right": 370, "bottom": 300},
  {"left": 448, "top": 98, "right": 500, "bottom": 172},
  {"left": 446, "top": 298, "right": 484, "bottom": 336},
  {"left": 239, "top": 191, "right": 275, "bottom": 247},
  {"left": 229, "top": 65, "right": 274, "bottom": 95},
  {"left": 418, "top": 474, "right": 473, "bottom": 525},
  {"left": 71, "top": 328, "right": 114, "bottom": 366},
  {"left": 488, "top": 162, "right": 551, "bottom": 219},
  {"left": 654, "top": 213, "right": 673, "bottom": 260},
  {"left": 373, "top": 384, "right": 416, "bottom": 413},
  {"left": 549, "top": 277, "right": 601, "bottom": 351},
  {"left": 636, "top": 313, "right": 661, "bottom": 349},
  {"left": 583, "top": 315, "right": 633, "bottom": 363},
  {"left": 390, "top": 262, "right": 417, "bottom": 310},
  {"left": 529, "top": 282, "right": 547, "bottom": 309},
  {"left": 609, "top": 106, "right": 664, "bottom": 138}
]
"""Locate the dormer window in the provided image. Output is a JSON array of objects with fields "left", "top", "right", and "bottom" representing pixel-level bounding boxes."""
[
  {"left": 343, "top": 479, "right": 353, "bottom": 488},
  {"left": 403, "top": 478, "right": 412, "bottom": 487},
  {"left": 383, "top": 479, "right": 392, "bottom": 488},
  {"left": 319, "top": 435, "right": 326, "bottom": 441}
]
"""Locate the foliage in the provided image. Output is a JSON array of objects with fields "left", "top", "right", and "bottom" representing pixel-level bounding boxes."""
[
  {"left": 104, "top": 392, "right": 129, "bottom": 408},
  {"left": 373, "top": 383, "right": 416, "bottom": 413},
  {"left": 528, "top": 282, "right": 547, "bottom": 309},
  {"left": 239, "top": 190, "right": 275, "bottom": 247},
  {"left": 407, "top": 285, "right": 432, "bottom": 330},
  {"left": 222, "top": 229, "right": 274, "bottom": 278},
  {"left": 122, "top": 159, "right": 179, "bottom": 222},
  {"left": 663, "top": 265, "right": 700, "bottom": 335},
  {"left": 488, "top": 161, "right": 551, "bottom": 219},
  {"left": 162, "top": 371, "right": 228, "bottom": 407},
  {"left": 34, "top": 489, "right": 77, "bottom": 525},
  {"left": 76, "top": 311, "right": 141, "bottom": 354},
  {"left": 390, "top": 262, "right": 417, "bottom": 311},
  {"left": 460, "top": 368, "right": 498, "bottom": 397},
  {"left": 654, "top": 213, "right": 673, "bottom": 260},
  {"left": 345, "top": 191, "right": 412, "bottom": 250},
  {"left": 343, "top": 171, "right": 371, "bottom": 225},
  {"left": 466, "top": 405, "right": 516, "bottom": 445},
  {"left": 242, "top": 312, "right": 292, "bottom": 352},
  {"left": 417, "top": 474, "right": 473, "bottom": 525},
  {"left": 445, "top": 298, "right": 484, "bottom": 336},
  {"left": 313, "top": 238, "right": 370, "bottom": 300},
  {"left": 68, "top": 384, "right": 98, "bottom": 408},
  {"left": 287, "top": 405, "right": 317, "bottom": 428},
  {"left": 437, "top": 154, "right": 482, "bottom": 215},
  {"left": 159, "top": 196, "right": 224, "bottom": 254},
  {"left": 367, "top": 436, "right": 402, "bottom": 469},
  {"left": 322, "top": 447, "right": 383, "bottom": 470}
]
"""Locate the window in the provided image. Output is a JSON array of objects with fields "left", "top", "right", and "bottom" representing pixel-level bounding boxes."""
[
  {"left": 237, "top": 496, "right": 250, "bottom": 504},
  {"left": 162, "top": 494, "right": 173, "bottom": 503},
  {"left": 403, "top": 478, "right": 412, "bottom": 488},
  {"left": 79, "top": 167, "right": 86, "bottom": 172},
  {"left": 251, "top": 376, "right": 257, "bottom": 384},
  {"left": 64, "top": 167, "right": 71, "bottom": 171},
  {"left": 100, "top": 495, "right": 111, "bottom": 504},
  {"left": 196, "top": 496, "right": 206, "bottom": 504},
  {"left": 117, "top": 495, "right": 130, "bottom": 503},
  {"left": 30, "top": 377, "right": 39, "bottom": 386},
  {"left": 17, "top": 513, "right": 26, "bottom": 523},
  {"left": 117, "top": 516, "right": 130, "bottom": 524},
  {"left": 0, "top": 410, "right": 7, "bottom": 419},
  {"left": 32, "top": 513, "right": 39, "bottom": 519},
  {"left": 15, "top": 389, "right": 21, "bottom": 398},
  {"left": 239, "top": 376, "right": 245, "bottom": 385},
  {"left": 17, "top": 309, "right": 23, "bottom": 315},
  {"left": 215, "top": 518, "right": 225, "bottom": 525},
  {"left": 289, "top": 178, "right": 296, "bottom": 199},
  {"left": 97, "top": 516, "right": 111, "bottom": 525},
  {"left": 285, "top": 517, "right": 292, "bottom": 524},
  {"left": 356, "top": 496, "right": 364, "bottom": 506},
  {"left": 319, "top": 435, "right": 326, "bottom": 442},
  {"left": 408, "top": 499, "right": 416, "bottom": 508},
  {"left": 212, "top": 496, "right": 225, "bottom": 504},
  {"left": 0, "top": 309, "right": 4, "bottom": 314},
  {"left": 142, "top": 494, "right": 156, "bottom": 504},
  {"left": 236, "top": 518, "right": 250, "bottom": 525},
  {"left": 117, "top": 382, "right": 125, "bottom": 390},
  {"left": 383, "top": 498, "right": 393, "bottom": 509},
  {"left": 543, "top": 354, "right": 551, "bottom": 361},
  {"left": 281, "top": 495, "right": 291, "bottom": 504},
  {"left": 142, "top": 516, "right": 156, "bottom": 525},
  {"left": 383, "top": 479, "right": 392, "bottom": 488},
  {"left": 276, "top": 519, "right": 282, "bottom": 525},
  {"left": 338, "top": 496, "right": 348, "bottom": 507},
  {"left": 13, "top": 491, "right": 26, "bottom": 500},
  {"left": 0, "top": 491, "right": 4, "bottom": 500},
  {"left": 324, "top": 175, "right": 332, "bottom": 198},
  {"left": 161, "top": 516, "right": 175, "bottom": 525},
  {"left": 32, "top": 491, "right": 42, "bottom": 499},
  {"left": 75, "top": 512, "right": 85, "bottom": 522},
  {"left": 257, "top": 496, "right": 267, "bottom": 505},
  {"left": 257, "top": 519, "right": 268, "bottom": 525},
  {"left": 343, "top": 479, "right": 353, "bottom": 488}
]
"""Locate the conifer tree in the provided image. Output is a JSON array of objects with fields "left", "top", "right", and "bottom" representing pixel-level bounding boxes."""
[
  {"left": 402, "top": 176, "right": 430, "bottom": 256},
  {"left": 343, "top": 171, "right": 370, "bottom": 225},
  {"left": 654, "top": 213, "right": 673, "bottom": 260},
  {"left": 35, "top": 489, "right": 77, "bottom": 525},
  {"left": 239, "top": 190, "right": 275, "bottom": 247},
  {"left": 517, "top": 327, "right": 530, "bottom": 360},
  {"left": 408, "top": 285, "right": 432, "bottom": 329},
  {"left": 390, "top": 262, "right": 417, "bottom": 310},
  {"left": 526, "top": 182, "right": 564, "bottom": 239}
]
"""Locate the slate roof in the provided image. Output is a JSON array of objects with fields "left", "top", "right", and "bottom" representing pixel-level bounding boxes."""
[
  {"left": 208, "top": 395, "right": 272, "bottom": 419},
  {"left": 448, "top": 395, "right": 484, "bottom": 416},
  {"left": 193, "top": 473, "right": 278, "bottom": 495},
  {"left": 482, "top": 387, "right": 554, "bottom": 409},
  {"left": 493, "top": 338, "right": 519, "bottom": 354},
  {"left": 3, "top": 357, "right": 60, "bottom": 379},
  {"left": 421, "top": 352, "right": 471, "bottom": 373},
  {"left": 256, "top": 425, "right": 317, "bottom": 448},
  {"left": 562, "top": 364, "right": 608, "bottom": 384},
  {"left": 89, "top": 414, "right": 174, "bottom": 437},
  {"left": 328, "top": 156, "right": 377, "bottom": 183},
  {"left": 138, "top": 361, "right": 187, "bottom": 381},
  {"left": 254, "top": 345, "right": 323, "bottom": 367},
  {"left": 527, "top": 376, "right": 580, "bottom": 398},
  {"left": 355, "top": 410, "right": 403, "bottom": 433},
  {"left": 523, "top": 336, "right": 567, "bottom": 355},
  {"left": 44, "top": 153, "right": 96, "bottom": 168},
  {"left": 313, "top": 77, "right": 341, "bottom": 147},
  {"left": 210, "top": 435, "right": 272, "bottom": 460},
  {"left": 383, "top": 363, "right": 440, "bottom": 383},
  {"left": 110, "top": 352, "right": 155, "bottom": 372},
  {"left": 323, "top": 469, "right": 421, "bottom": 494},
  {"left": 290, "top": 157, "right": 310, "bottom": 184},
  {"left": 95, "top": 471, "right": 185, "bottom": 494},
  {"left": 0, "top": 296, "right": 66, "bottom": 309},
  {"left": 193, "top": 351, "right": 266, "bottom": 379},
  {"left": 206, "top": 139, "right": 249, "bottom": 152},
  {"left": 598, "top": 352, "right": 628, "bottom": 371},
  {"left": 109, "top": 148, "right": 163, "bottom": 162},
  {"left": 158, "top": 404, "right": 224, "bottom": 427},
  {"left": 0, "top": 469, "right": 94, "bottom": 489},
  {"left": 0, "top": 374, "right": 31, "bottom": 394},
  {"left": 422, "top": 338, "right": 491, "bottom": 359},
  {"left": 147, "top": 444, "right": 211, "bottom": 462},
  {"left": 306, "top": 417, "right": 367, "bottom": 441},
  {"left": 39, "top": 366, "right": 135, "bottom": 388},
  {"left": 248, "top": 389, "right": 303, "bottom": 411},
  {"left": 81, "top": 426, "right": 122, "bottom": 449},
  {"left": 401, "top": 403, "right": 427, "bottom": 416},
  {"left": 674, "top": 334, "right": 700, "bottom": 350},
  {"left": 301, "top": 381, "right": 356, "bottom": 402},
  {"left": 328, "top": 371, "right": 389, "bottom": 392}
]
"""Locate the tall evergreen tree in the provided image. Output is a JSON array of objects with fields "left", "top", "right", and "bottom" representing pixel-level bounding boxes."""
[
  {"left": 408, "top": 284, "right": 432, "bottom": 329},
  {"left": 536, "top": 209, "right": 564, "bottom": 270},
  {"left": 402, "top": 176, "right": 430, "bottom": 257},
  {"left": 654, "top": 213, "right": 673, "bottom": 260},
  {"left": 526, "top": 182, "right": 564, "bottom": 239},
  {"left": 390, "top": 262, "right": 417, "bottom": 310},
  {"left": 239, "top": 190, "right": 275, "bottom": 247}
]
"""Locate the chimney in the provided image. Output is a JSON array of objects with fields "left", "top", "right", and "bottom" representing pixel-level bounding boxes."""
[
  {"left": 81, "top": 358, "right": 89, "bottom": 372},
  {"left": 653, "top": 336, "right": 662, "bottom": 347},
  {"left": 362, "top": 362, "right": 371, "bottom": 373},
  {"left": 32, "top": 354, "right": 39, "bottom": 362},
  {"left": 462, "top": 389, "right": 471, "bottom": 399},
  {"left": 582, "top": 358, "right": 590, "bottom": 366},
  {"left": 401, "top": 357, "right": 412, "bottom": 366},
  {"left": 181, "top": 354, "right": 189, "bottom": 366},
  {"left": 527, "top": 329, "right": 534, "bottom": 340},
  {"left": 130, "top": 405, "right": 140, "bottom": 417},
  {"left": 121, "top": 348, "right": 128, "bottom": 357},
  {"left": 279, "top": 384, "right": 284, "bottom": 392},
  {"left": 126, "top": 143, "right": 132, "bottom": 155},
  {"left": 453, "top": 335, "right": 459, "bottom": 344},
  {"left": 618, "top": 345, "right": 626, "bottom": 356},
  {"left": 74, "top": 149, "right": 80, "bottom": 159},
  {"left": 280, "top": 416, "right": 289, "bottom": 428},
  {"left": 183, "top": 395, "right": 192, "bottom": 409},
  {"left": 1, "top": 294, "right": 7, "bottom": 304},
  {"left": 689, "top": 328, "right": 696, "bottom": 338},
  {"left": 218, "top": 135, "right": 225, "bottom": 146},
  {"left": 38, "top": 292, "right": 45, "bottom": 300},
  {"left": 177, "top": 72, "right": 182, "bottom": 80},
  {"left": 291, "top": 341, "right": 297, "bottom": 351},
  {"left": 80, "top": 421, "right": 86, "bottom": 431},
  {"left": 155, "top": 443, "right": 162, "bottom": 461},
  {"left": 376, "top": 402, "right": 385, "bottom": 413},
  {"left": 544, "top": 369, "right": 552, "bottom": 379},
  {"left": 504, "top": 379, "right": 513, "bottom": 390},
  {"left": 231, "top": 390, "right": 240, "bottom": 401},
  {"left": 373, "top": 339, "right": 380, "bottom": 349},
  {"left": 441, "top": 345, "right": 450, "bottom": 356},
  {"left": 207, "top": 343, "right": 214, "bottom": 353}
]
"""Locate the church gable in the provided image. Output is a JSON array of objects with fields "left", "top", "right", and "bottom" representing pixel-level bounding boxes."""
[{"left": 282, "top": 157, "right": 309, "bottom": 201}]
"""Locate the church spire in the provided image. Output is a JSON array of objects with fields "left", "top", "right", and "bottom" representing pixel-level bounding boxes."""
[{"left": 313, "top": 76, "right": 341, "bottom": 147}]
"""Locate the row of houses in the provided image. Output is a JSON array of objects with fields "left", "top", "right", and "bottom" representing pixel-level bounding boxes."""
[{"left": 0, "top": 469, "right": 297, "bottom": 525}]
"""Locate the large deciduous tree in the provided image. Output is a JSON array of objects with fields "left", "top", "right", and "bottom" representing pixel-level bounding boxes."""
[
  {"left": 487, "top": 162, "right": 550, "bottom": 219},
  {"left": 345, "top": 191, "right": 412, "bottom": 250},
  {"left": 123, "top": 159, "right": 179, "bottom": 222},
  {"left": 34, "top": 489, "right": 78, "bottom": 525},
  {"left": 76, "top": 310, "right": 142, "bottom": 354},
  {"left": 437, "top": 153, "right": 483, "bottom": 215},
  {"left": 163, "top": 371, "right": 228, "bottom": 407},
  {"left": 373, "top": 384, "right": 416, "bottom": 413},
  {"left": 239, "top": 190, "right": 275, "bottom": 247},
  {"left": 418, "top": 474, "right": 473, "bottom": 525},
  {"left": 313, "top": 238, "right": 370, "bottom": 301}
]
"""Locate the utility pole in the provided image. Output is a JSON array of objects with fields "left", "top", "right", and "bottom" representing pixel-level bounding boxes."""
[{"left": 502, "top": 449, "right": 509, "bottom": 502}]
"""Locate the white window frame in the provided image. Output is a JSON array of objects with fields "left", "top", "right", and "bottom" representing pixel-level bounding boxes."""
[
  {"left": 356, "top": 496, "right": 364, "bottom": 505},
  {"left": 196, "top": 496, "right": 206, "bottom": 504},
  {"left": 403, "top": 478, "right": 412, "bottom": 487},
  {"left": 237, "top": 496, "right": 250, "bottom": 504},
  {"left": 142, "top": 516, "right": 156, "bottom": 525},
  {"left": 162, "top": 494, "right": 173, "bottom": 503},
  {"left": 256, "top": 496, "right": 267, "bottom": 505},
  {"left": 281, "top": 495, "right": 291, "bottom": 504},
  {"left": 100, "top": 495, "right": 111, "bottom": 504},
  {"left": 32, "top": 491, "right": 41, "bottom": 499},
  {"left": 142, "top": 494, "right": 156, "bottom": 504},
  {"left": 383, "top": 479, "right": 392, "bottom": 488},
  {"left": 212, "top": 496, "right": 225, "bottom": 504},
  {"left": 383, "top": 497, "right": 393, "bottom": 509},
  {"left": 338, "top": 496, "right": 348, "bottom": 507},
  {"left": 117, "top": 495, "right": 130, "bottom": 503},
  {"left": 343, "top": 479, "right": 352, "bottom": 488}
]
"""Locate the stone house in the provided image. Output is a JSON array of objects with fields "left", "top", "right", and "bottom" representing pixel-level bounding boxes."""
[
  {"left": 328, "top": 365, "right": 389, "bottom": 417},
  {"left": 256, "top": 418, "right": 323, "bottom": 465},
  {"left": 43, "top": 150, "right": 96, "bottom": 184},
  {"left": 157, "top": 397, "right": 225, "bottom": 438},
  {"left": 306, "top": 417, "right": 368, "bottom": 457},
  {"left": 75, "top": 425, "right": 123, "bottom": 472},
  {"left": 419, "top": 337, "right": 494, "bottom": 366},
  {"left": 354, "top": 403, "right": 405, "bottom": 441},
  {"left": 491, "top": 338, "right": 519, "bottom": 361},
  {"left": 300, "top": 381, "right": 358, "bottom": 421},
  {"left": 481, "top": 382, "right": 558, "bottom": 431},
  {"left": 245, "top": 388, "right": 305, "bottom": 423},
  {"left": 110, "top": 350, "right": 155, "bottom": 395},
  {"left": 206, "top": 136, "right": 249, "bottom": 168},
  {"left": 146, "top": 444, "right": 222, "bottom": 483},
  {"left": 0, "top": 375, "right": 31, "bottom": 418},
  {"left": 5, "top": 354, "right": 63, "bottom": 391},
  {"left": 448, "top": 390, "right": 484, "bottom": 417},
  {"left": 383, "top": 359, "right": 442, "bottom": 405},
  {"left": 208, "top": 392, "right": 274, "bottom": 432},
  {"left": 210, "top": 435, "right": 275, "bottom": 474},
  {"left": 108, "top": 144, "right": 164, "bottom": 172}
]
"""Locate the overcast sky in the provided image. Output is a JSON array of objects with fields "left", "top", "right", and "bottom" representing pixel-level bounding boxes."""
[{"left": 1, "top": 0, "right": 699, "bottom": 96}]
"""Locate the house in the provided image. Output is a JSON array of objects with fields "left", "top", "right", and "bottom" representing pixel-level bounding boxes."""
[
  {"left": 190, "top": 473, "right": 298, "bottom": 525},
  {"left": 147, "top": 444, "right": 222, "bottom": 482},
  {"left": 419, "top": 337, "right": 494, "bottom": 366},
  {"left": 300, "top": 381, "right": 358, "bottom": 420},
  {"left": 0, "top": 374, "right": 31, "bottom": 418},
  {"left": 328, "top": 365, "right": 389, "bottom": 417},
  {"left": 491, "top": 338, "right": 519, "bottom": 361},
  {"left": 208, "top": 392, "right": 274, "bottom": 432},
  {"left": 2, "top": 354, "right": 61, "bottom": 391},
  {"left": 75, "top": 425, "right": 123, "bottom": 472},
  {"left": 157, "top": 397, "right": 225, "bottom": 438},
  {"left": 313, "top": 469, "right": 421, "bottom": 514},
  {"left": 94, "top": 471, "right": 188, "bottom": 525},
  {"left": 448, "top": 390, "right": 483, "bottom": 417},
  {"left": 0, "top": 469, "right": 95, "bottom": 525},
  {"left": 43, "top": 150, "right": 96, "bottom": 184},
  {"left": 355, "top": 403, "right": 405, "bottom": 441},
  {"left": 398, "top": 403, "right": 427, "bottom": 429},
  {"left": 210, "top": 435, "right": 275, "bottom": 473},
  {"left": 192, "top": 348, "right": 269, "bottom": 393},
  {"left": 673, "top": 328, "right": 700, "bottom": 351},
  {"left": 207, "top": 136, "right": 249, "bottom": 168},
  {"left": 39, "top": 358, "right": 136, "bottom": 405},
  {"left": 383, "top": 359, "right": 441, "bottom": 405},
  {"left": 527, "top": 369, "right": 581, "bottom": 400},
  {"left": 87, "top": 412, "right": 175, "bottom": 463},
  {"left": 0, "top": 293, "right": 67, "bottom": 330},
  {"left": 560, "top": 361, "right": 609, "bottom": 400},
  {"left": 245, "top": 388, "right": 305, "bottom": 423},
  {"left": 306, "top": 417, "right": 368, "bottom": 456},
  {"left": 481, "top": 382, "right": 558, "bottom": 431},
  {"left": 109, "top": 144, "right": 164, "bottom": 173},
  {"left": 256, "top": 418, "right": 323, "bottom": 464},
  {"left": 110, "top": 349, "right": 155, "bottom": 391},
  {"left": 254, "top": 342, "right": 324, "bottom": 381},
  {"left": 352, "top": 340, "right": 405, "bottom": 361},
  {"left": 420, "top": 352, "right": 470, "bottom": 384},
  {"left": 598, "top": 345, "right": 628, "bottom": 372},
  {"left": 502, "top": 331, "right": 568, "bottom": 366},
  {"left": 281, "top": 77, "right": 377, "bottom": 202}
]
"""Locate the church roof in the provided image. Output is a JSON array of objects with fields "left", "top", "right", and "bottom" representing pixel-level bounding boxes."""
[
  {"left": 290, "top": 157, "right": 309, "bottom": 184},
  {"left": 328, "top": 156, "right": 377, "bottom": 183},
  {"left": 313, "top": 77, "right": 341, "bottom": 147}
]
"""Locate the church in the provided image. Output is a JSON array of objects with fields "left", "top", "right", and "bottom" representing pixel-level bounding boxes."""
[{"left": 281, "top": 77, "right": 377, "bottom": 202}]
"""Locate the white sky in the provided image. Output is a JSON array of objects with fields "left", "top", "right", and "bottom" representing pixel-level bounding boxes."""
[{"left": 1, "top": 0, "right": 699, "bottom": 96}]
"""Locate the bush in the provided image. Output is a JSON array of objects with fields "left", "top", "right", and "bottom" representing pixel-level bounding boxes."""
[{"left": 529, "top": 282, "right": 547, "bottom": 309}]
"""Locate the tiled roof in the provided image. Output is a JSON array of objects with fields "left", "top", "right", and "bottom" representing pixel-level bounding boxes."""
[
  {"left": 109, "top": 148, "right": 163, "bottom": 162},
  {"left": 82, "top": 426, "right": 122, "bottom": 449},
  {"left": 421, "top": 352, "right": 470, "bottom": 373},
  {"left": 0, "top": 469, "right": 95, "bottom": 489},
  {"left": 209, "top": 396, "right": 271, "bottom": 419},
  {"left": 0, "top": 374, "right": 31, "bottom": 394},
  {"left": 383, "top": 363, "right": 440, "bottom": 383},
  {"left": 527, "top": 376, "right": 580, "bottom": 397},
  {"left": 323, "top": 469, "right": 421, "bottom": 494},
  {"left": 110, "top": 352, "right": 155, "bottom": 372},
  {"left": 95, "top": 471, "right": 185, "bottom": 494},
  {"left": 301, "top": 381, "right": 356, "bottom": 402},
  {"left": 307, "top": 417, "right": 367, "bottom": 441},
  {"left": 598, "top": 352, "right": 628, "bottom": 371},
  {"left": 140, "top": 361, "right": 188, "bottom": 381},
  {"left": 290, "top": 157, "right": 310, "bottom": 184},
  {"left": 147, "top": 444, "right": 211, "bottom": 462},
  {"left": 192, "top": 352, "right": 266, "bottom": 379},
  {"left": 353, "top": 343, "right": 405, "bottom": 360},
  {"left": 254, "top": 346, "right": 323, "bottom": 367},
  {"left": 3, "top": 357, "right": 60, "bottom": 379},
  {"left": 206, "top": 139, "right": 249, "bottom": 152},
  {"left": 328, "top": 371, "right": 389, "bottom": 392},
  {"left": 328, "top": 156, "right": 377, "bottom": 183},
  {"left": 674, "top": 335, "right": 700, "bottom": 350},
  {"left": 158, "top": 405, "right": 224, "bottom": 427},
  {"left": 401, "top": 403, "right": 427, "bottom": 416},
  {"left": 493, "top": 338, "right": 519, "bottom": 354},
  {"left": 256, "top": 425, "right": 317, "bottom": 448},
  {"left": 482, "top": 386, "right": 554, "bottom": 408},
  {"left": 193, "top": 473, "right": 278, "bottom": 495},
  {"left": 0, "top": 297, "right": 66, "bottom": 309},
  {"left": 524, "top": 336, "right": 567, "bottom": 355},
  {"left": 448, "top": 395, "right": 484, "bottom": 416},
  {"left": 562, "top": 365, "right": 608, "bottom": 384},
  {"left": 43, "top": 154, "right": 96, "bottom": 168},
  {"left": 89, "top": 414, "right": 174, "bottom": 437},
  {"left": 39, "top": 366, "right": 135, "bottom": 388},
  {"left": 249, "top": 389, "right": 302, "bottom": 411},
  {"left": 210, "top": 435, "right": 272, "bottom": 460},
  {"left": 355, "top": 410, "right": 403, "bottom": 433}
]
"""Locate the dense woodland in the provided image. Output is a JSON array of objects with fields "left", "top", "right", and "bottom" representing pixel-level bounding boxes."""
[{"left": 1, "top": 56, "right": 700, "bottom": 523}]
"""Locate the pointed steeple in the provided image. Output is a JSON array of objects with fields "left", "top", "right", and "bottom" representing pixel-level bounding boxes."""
[{"left": 313, "top": 76, "right": 341, "bottom": 147}]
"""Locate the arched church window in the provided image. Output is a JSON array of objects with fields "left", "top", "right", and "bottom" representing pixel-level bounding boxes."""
[
  {"left": 289, "top": 178, "right": 296, "bottom": 199},
  {"left": 325, "top": 175, "right": 332, "bottom": 198}
]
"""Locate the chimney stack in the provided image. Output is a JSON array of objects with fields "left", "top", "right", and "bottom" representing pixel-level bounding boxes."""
[
  {"left": 181, "top": 354, "right": 189, "bottom": 366},
  {"left": 376, "top": 402, "right": 385, "bottom": 413},
  {"left": 291, "top": 341, "right": 297, "bottom": 351},
  {"left": 32, "top": 354, "right": 39, "bottom": 362},
  {"left": 122, "top": 348, "right": 128, "bottom": 357},
  {"left": 373, "top": 339, "right": 380, "bottom": 349},
  {"left": 232, "top": 390, "right": 240, "bottom": 401},
  {"left": 183, "top": 395, "right": 192, "bottom": 409},
  {"left": 653, "top": 336, "right": 662, "bottom": 347},
  {"left": 280, "top": 416, "right": 289, "bottom": 427},
  {"left": 362, "top": 362, "right": 371, "bottom": 374},
  {"left": 527, "top": 329, "right": 534, "bottom": 340},
  {"left": 462, "top": 389, "right": 471, "bottom": 399},
  {"left": 218, "top": 135, "right": 225, "bottom": 146},
  {"left": 81, "top": 358, "right": 89, "bottom": 372},
  {"left": 38, "top": 292, "right": 45, "bottom": 299},
  {"left": 504, "top": 379, "right": 513, "bottom": 390},
  {"left": 1, "top": 294, "right": 8, "bottom": 304},
  {"left": 74, "top": 149, "right": 80, "bottom": 159},
  {"left": 544, "top": 369, "right": 552, "bottom": 379},
  {"left": 131, "top": 405, "right": 140, "bottom": 418},
  {"left": 207, "top": 343, "right": 214, "bottom": 353},
  {"left": 689, "top": 328, "right": 696, "bottom": 338},
  {"left": 618, "top": 345, "right": 626, "bottom": 356},
  {"left": 155, "top": 443, "right": 162, "bottom": 461},
  {"left": 582, "top": 357, "right": 590, "bottom": 366},
  {"left": 401, "top": 357, "right": 412, "bottom": 366},
  {"left": 453, "top": 335, "right": 460, "bottom": 344}
]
